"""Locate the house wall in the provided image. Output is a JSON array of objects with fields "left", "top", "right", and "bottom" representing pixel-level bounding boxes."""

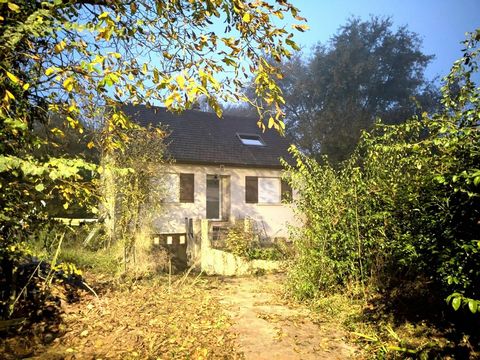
[{"left": 151, "top": 163, "right": 299, "bottom": 238}]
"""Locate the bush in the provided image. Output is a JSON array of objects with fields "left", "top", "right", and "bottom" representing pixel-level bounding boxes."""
[
  {"left": 224, "top": 222, "right": 285, "bottom": 261},
  {"left": 285, "top": 30, "right": 480, "bottom": 312}
]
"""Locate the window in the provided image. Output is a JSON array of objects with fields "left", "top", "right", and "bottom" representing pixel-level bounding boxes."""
[
  {"left": 162, "top": 173, "right": 194, "bottom": 203},
  {"left": 237, "top": 133, "right": 265, "bottom": 146},
  {"left": 281, "top": 179, "right": 293, "bottom": 203},
  {"left": 245, "top": 176, "right": 285, "bottom": 204},
  {"left": 179, "top": 173, "right": 194, "bottom": 203},
  {"left": 245, "top": 176, "right": 258, "bottom": 203},
  {"left": 206, "top": 175, "right": 221, "bottom": 219}
]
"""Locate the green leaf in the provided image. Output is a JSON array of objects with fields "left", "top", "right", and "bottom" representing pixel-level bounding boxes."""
[
  {"left": 474, "top": 176, "right": 480, "bottom": 186},
  {"left": 35, "top": 183, "right": 45, "bottom": 192},
  {"left": 451, "top": 296, "right": 461, "bottom": 311},
  {"left": 468, "top": 300, "right": 478, "bottom": 314}
]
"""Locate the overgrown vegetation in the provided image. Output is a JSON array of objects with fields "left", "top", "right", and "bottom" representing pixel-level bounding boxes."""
[
  {"left": 1, "top": 0, "right": 303, "bottom": 325},
  {"left": 32, "top": 222, "right": 122, "bottom": 276},
  {"left": 224, "top": 221, "right": 287, "bottom": 261},
  {"left": 285, "top": 29, "right": 480, "bottom": 356},
  {"left": 100, "top": 125, "right": 170, "bottom": 275}
]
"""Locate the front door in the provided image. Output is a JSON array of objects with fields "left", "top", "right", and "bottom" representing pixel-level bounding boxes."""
[{"left": 206, "top": 175, "right": 221, "bottom": 219}]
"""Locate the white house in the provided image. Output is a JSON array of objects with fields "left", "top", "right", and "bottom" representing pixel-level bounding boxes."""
[{"left": 123, "top": 104, "right": 299, "bottom": 266}]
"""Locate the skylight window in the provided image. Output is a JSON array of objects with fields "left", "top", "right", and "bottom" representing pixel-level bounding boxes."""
[{"left": 237, "top": 133, "right": 265, "bottom": 146}]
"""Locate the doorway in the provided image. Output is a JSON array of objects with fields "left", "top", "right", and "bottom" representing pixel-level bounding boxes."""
[{"left": 206, "top": 175, "right": 221, "bottom": 219}]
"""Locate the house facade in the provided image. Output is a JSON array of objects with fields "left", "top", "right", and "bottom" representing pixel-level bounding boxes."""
[{"left": 123, "top": 104, "right": 299, "bottom": 241}]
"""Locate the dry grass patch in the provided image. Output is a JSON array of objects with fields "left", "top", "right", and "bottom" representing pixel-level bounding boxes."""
[{"left": 3, "top": 274, "right": 243, "bottom": 359}]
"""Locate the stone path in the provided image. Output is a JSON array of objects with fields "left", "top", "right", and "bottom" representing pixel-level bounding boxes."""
[{"left": 216, "top": 274, "right": 358, "bottom": 360}]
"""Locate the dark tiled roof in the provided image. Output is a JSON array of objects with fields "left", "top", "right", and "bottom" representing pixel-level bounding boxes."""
[{"left": 122, "top": 104, "right": 293, "bottom": 169}]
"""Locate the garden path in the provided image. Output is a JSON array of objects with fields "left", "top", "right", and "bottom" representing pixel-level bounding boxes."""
[{"left": 216, "top": 274, "right": 357, "bottom": 359}]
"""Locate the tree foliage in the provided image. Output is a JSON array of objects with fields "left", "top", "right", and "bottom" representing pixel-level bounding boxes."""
[
  {"left": 285, "top": 29, "right": 480, "bottom": 314},
  {"left": 280, "top": 17, "right": 438, "bottom": 163},
  {"left": 0, "top": 0, "right": 305, "bottom": 319}
]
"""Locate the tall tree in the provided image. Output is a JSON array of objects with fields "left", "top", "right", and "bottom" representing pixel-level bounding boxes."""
[{"left": 281, "top": 17, "right": 438, "bottom": 163}]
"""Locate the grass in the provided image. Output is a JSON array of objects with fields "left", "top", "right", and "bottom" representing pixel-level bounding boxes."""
[
  {"left": 30, "top": 222, "right": 173, "bottom": 277},
  {"left": 57, "top": 244, "right": 122, "bottom": 276},
  {"left": 30, "top": 223, "right": 124, "bottom": 276}
]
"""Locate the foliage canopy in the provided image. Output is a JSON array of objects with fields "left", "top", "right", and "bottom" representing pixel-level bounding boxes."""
[{"left": 279, "top": 17, "right": 438, "bottom": 163}]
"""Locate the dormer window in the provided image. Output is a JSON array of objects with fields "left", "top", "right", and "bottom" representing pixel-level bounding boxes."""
[{"left": 237, "top": 133, "right": 265, "bottom": 146}]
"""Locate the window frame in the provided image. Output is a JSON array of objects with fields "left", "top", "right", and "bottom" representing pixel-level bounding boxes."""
[
  {"left": 179, "top": 173, "right": 195, "bottom": 203},
  {"left": 245, "top": 176, "right": 285, "bottom": 205},
  {"left": 237, "top": 133, "right": 266, "bottom": 146},
  {"left": 161, "top": 172, "right": 195, "bottom": 203},
  {"left": 281, "top": 179, "right": 293, "bottom": 203},
  {"left": 245, "top": 176, "right": 258, "bottom": 203}
]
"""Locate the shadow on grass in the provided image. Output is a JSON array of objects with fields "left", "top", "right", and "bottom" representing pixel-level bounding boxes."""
[{"left": 360, "top": 279, "right": 480, "bottom": 358}]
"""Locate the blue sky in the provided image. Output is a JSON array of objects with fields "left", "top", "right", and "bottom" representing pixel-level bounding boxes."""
[{"left": 290, "top": 0, "right": 480, "bottom": 81}]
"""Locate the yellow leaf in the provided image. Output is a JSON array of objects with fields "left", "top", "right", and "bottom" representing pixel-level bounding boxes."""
[
  {"left": 98, "top": 11, "right": 110, "bottom": 19},
  {"left": 273, "top": 11, "right": 284, "bottom": 20},
  {"left": 6, "top": 71, "right": 20, "bottom": 84},
  {"left": 54, "top": 40, "right": 67, "bottom": 54},
  {"left": 50, "top": 127, "right": 64, "bottom": 137},
  {"left": 5, "top": 90, "right": 15, "bottom": 100},
  {"left": 87, "top": 141, "right": 95, "bottom": 149},
  {"left": 7, "top": 2, "right": 20, "bottom": 12},
  {"left": 45, "top": 67, "right": 55, "bottom": 76},
  {"left": 22, "top": 83, "right": 30, "bottom": 90},
  {"left": 187, "top": 86, "right": 198, "bottom": 99},
  {"left": 242, "top": 12, "right": 251, "bottom": 23},
  {"left": 164, "top": 96, "right": 175, "bottom": 107},
  {"left": 292, "top": 24, "right": 310, "bottom": 32},
  {"left": 176, "top": 74, "right": 186, "bottom": 88},
  {"left": 268, "top": 117, "right": 275, "bottom": 129},
  {"left": 66, "top": 116, "right": 76, "bottom": 126},
  {"left": 63, "top": 77, "right": 74, "bottom": 92}
]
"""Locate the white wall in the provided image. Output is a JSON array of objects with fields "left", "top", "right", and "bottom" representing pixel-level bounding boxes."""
[{"left": 151, "top": 163, "right": 299, "bottom": 238}]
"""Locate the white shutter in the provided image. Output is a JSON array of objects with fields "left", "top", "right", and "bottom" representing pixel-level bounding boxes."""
[
  {"left": 163, "top": 173, "right": 180, "bottom": 202},
  {"left": 258, "top": 177, "right": 281, "bottom": 204}
]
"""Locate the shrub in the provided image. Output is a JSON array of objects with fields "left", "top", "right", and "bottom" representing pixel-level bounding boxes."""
[
  {"left": 224, "top": 221, "right": 285, "bottom": 261},
  {"left": 285, "top": 30, "right": 480, "bottom": 312}
]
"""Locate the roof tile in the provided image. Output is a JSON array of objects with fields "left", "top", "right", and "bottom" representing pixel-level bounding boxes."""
[{"left": 122, "top": 104, "right": 293, "bottom": 169}]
